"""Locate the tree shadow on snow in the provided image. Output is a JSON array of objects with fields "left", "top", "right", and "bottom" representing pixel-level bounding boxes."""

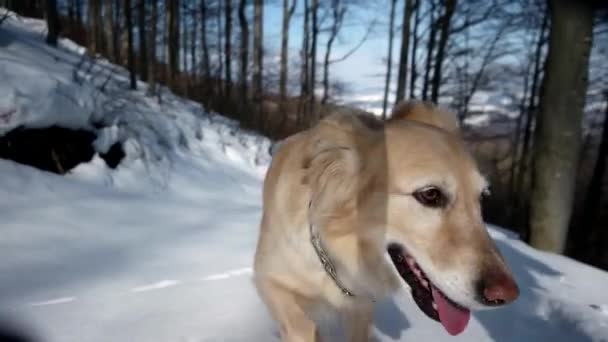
[
  {"left": 373, "top": 298, "right": 411, "bottom": 340},
  {"left": 475, "top": 239, "right": 594, "bottom": 342}
]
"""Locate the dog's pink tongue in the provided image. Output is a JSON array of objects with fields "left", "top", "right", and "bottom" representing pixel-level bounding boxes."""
[{"left": 431, "top": 286, "right": 470, "bottom": 336}]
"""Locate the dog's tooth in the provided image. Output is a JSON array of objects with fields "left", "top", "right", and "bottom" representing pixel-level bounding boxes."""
[{"left": 432, "top": 302, "right": 437, "bottom": 310}]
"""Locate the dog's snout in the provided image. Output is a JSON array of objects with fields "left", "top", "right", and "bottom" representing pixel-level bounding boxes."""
[{"left": 477, "top": 270, "right": 519, "bottom": 306}]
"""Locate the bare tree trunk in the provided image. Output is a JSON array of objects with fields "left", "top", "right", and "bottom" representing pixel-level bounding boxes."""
[
  {"left": 217, "top": 0, "right": 224, "bottom": 90},
  {"left": 430, "top": 0, "right": 455, "bottom": 103},
  {"left": 191, "top": 8, "right": 197, "bottom": 79},
  {"left": 381, "top": 0, "right": 397, "bottom": 119},
  {"left": 45, "top": 0, "right": 59, "bottom": 46},
  {"left": 579, "top": 94, "right": 608, "bottom": 261},
  {"left": 166, "top": 0, "right": 180, "bottom": 86},
  {"left": 103, "top": 0, "right": 114, "bottom": 61},
  {"left": 88, "top": 0, "right": 101, "bottom": 54},
  {"left": 279, "top": 0, "right": 296, "bottom": 110},
  {"left": 137, "top": 0, "right": 147, "bottom": 81},
  {"left": 299, "top": 0, "right": 310, "bottom": 121},
  {"left": 321, "top": 0, "right": 344, "bottom": 105},
  {"left": 395, "top": 0, "right": 413, "bottom": 103},
  {"left": 422, "top": 0, "right": 437, "bottom": 101},
  {"left": 224, "top": 0, "right": 233, "bottom": 97},
  {"left": 528, "top": 0, "right": 594, "bottom": 253},
  {"left": 238, "top": 0, "right": 249, "bottom": 99},
  {"left": 113, "top": 0, "right": 122, "bottom": 63},
  {"left": 201, "top": 0, "right": 210, "bottom": 78},
  {"left": 252, "top": 0, "right": 264, "bottom": 127},
  {"left": 75, "top": 0, "right": 83, "bottom": 25},
  {"left": 514, "top": 9, "right": 548, "bottom": 241},
  {"left": 409, "top": 0, "right": 419, "bottom": 99},
  {"left": 182, "top": 6, "right": 188, "bottom": 74},
  {"left": 125, "top": 0, "right": 137, "bottom": 90},
  {"left": 309, "top": 0, "right": 318, "bottom": 121},
  {"left": 147, "top": 0, "right": 157, "bottom": 95}
]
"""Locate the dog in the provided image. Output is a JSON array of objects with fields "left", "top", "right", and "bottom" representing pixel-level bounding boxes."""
[{"left": 253, "top": 101, "right": 519, "bottom": 341}]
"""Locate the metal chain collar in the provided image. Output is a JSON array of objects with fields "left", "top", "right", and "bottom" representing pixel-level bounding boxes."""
[{"left": 308, "top": 201, "right": 355, "bottom": 297}]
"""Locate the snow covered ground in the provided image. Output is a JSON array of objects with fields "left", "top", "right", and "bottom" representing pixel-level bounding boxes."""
[{"left": 1, "top": 10, "right": 608, "bottom": 342}]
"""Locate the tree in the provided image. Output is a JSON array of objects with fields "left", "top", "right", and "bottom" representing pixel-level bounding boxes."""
[
  {"left": 578, "top": 93, "right": 608, "bottom": 261},
  {"left": 166, "top": 0, "right": 180, "bottom": 85},
  {"left": 125, "top": 0, "right": 137, "bottom": 90},
  {"left": 252, "top": 0, "right": 263, "bottom": 125},
  {"left": 430, "top": 0, "right": 456, "bottom": 103},
  {"left": 321, "top": 0, "right": 345, "bottom": 105},
  {"left": 238, "top": 0, "right": 249, "bottom": 99},
  {"left": 421, "top": 0, "right": 437, "bottom": 101},
  {"left": 381, "top": 0, "right": 397, "bottom": 119},
  {"left": 88, "top": 0, "right": 101, "bottom": 54},
  {"left": 45, "top": 0, "right": 59, "bottom": 46},
  {"left": 103, "top": 0, "right": 114, "bottom": 61},
  {"left": 147, "top": 0, "right": 158, "bottom": 95},
  {"left": 395, "top": 0, "right": 414, "bottom": 103},
  {"left": 137, "top": 0, "right": 148, "bottom": 81},
  {"left": 279, "top": 0, "right": 297, "bottom": 110},
  {"left": 225, "top": 0, "right": 233, "bottom": 96},
  {"left": 201, "top": 0, "right": 210, "bottom": 78},
  {"left": 309, "top": 0, "right": 319, "bottom": 120},
  {"left": 300, "top": 0, "right": 310, "bottom": 119},
  {"left": 528, "top": 0, "right": 594, "bottom": 253},
  {"left": 409, "top": 0, "right": 420, "bottom": 99}
]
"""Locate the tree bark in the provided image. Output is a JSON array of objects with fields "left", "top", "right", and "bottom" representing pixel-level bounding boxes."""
[
  {"left": 166, "top": 0, "right": 180, "bottom": 86},
  {"left": 147, "top": 0, "right": 157, "bottom": 95},
  {"left": 125, "top": 0, "right": 137, "bottom": 90},
  {"left": 224, "top": 0, "right": 232, "bottom": 96},
  {"left": 299, "top": 0, "right": 310, "bottom": 121},
  {"left": 201, "top": 0, "right": 210, "bottom": 78},
  {"left": 88, "top": 0, "right": 101, "bottom": 54},
  {"left": 381, "top": 0, "right": 397, "bottom": 119},
  {"left": 309, "top": 0, "right": 318, "bottom": 121},
  {"left": 279, "top": 0, "right": 296, "bottom": 109},
  {"left": 238, "top": 0, "right": 249, "bottom": 99},
  {"left": 45, "top": 0, "right": 59, "bottom": 46},
  {"left": 103, "top": 0, "right": 114, "bottom": 61},
  {"left": 579, "top": 94, "right": 608, "bottom": 261},
  {"left": 528, "top": 0, "right": 594, "bottom": 253},
  {"left": 137, "top": 0, "right": 147, "bottom": 81},
  {"left": 421, "top": 0, "right": 437, "bottom": 101},
  {"left": 321, "top": 0, "right": 343, "bottom": 105},
  {"left": 430, "top": 0, "right": 455, "bottom": 103},
  {"left": 252, "top": 0, "right": 264, "bottom": 126},
  {"left": 395, "top": 0, "right": 413, "bottom": 103},
  {"left": 514, "top": 9, "right": 549, "bottom": 240},
  {"left": 409, "top": 0, "right": 419, "bottom": 99}
]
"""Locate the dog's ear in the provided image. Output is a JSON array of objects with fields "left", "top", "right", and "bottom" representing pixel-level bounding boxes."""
[
  {"left": 389, "top": 100, "right": 460, "bottom": 134},
  {"left": 306, "top": 113, "right": 374, "bottom": 225}
]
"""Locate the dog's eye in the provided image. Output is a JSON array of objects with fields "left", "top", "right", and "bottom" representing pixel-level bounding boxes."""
[{"left": 413, "top": 187, "right": 447, "bottom": 208}]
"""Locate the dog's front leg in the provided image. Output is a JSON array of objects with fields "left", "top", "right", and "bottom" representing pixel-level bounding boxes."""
[
  {"left": 255, "top": 277, "right": 319, "bottom": 342},
  {"left": 342, "top": 301, "right": 374, "bottom": 342}
]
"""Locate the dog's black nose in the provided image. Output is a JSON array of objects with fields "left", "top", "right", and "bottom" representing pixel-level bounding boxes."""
[{"left": 477, "top": 270, "right": 519, "bottom": 306}]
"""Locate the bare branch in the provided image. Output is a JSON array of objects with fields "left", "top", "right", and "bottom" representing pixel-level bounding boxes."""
[{"left": 328, "top": 19, "right": 376, "bottom": 64}]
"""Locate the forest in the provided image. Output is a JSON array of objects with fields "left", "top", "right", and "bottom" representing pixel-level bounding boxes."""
[{"left": 1, "top": 0, "right": 607, "bottom": 270}]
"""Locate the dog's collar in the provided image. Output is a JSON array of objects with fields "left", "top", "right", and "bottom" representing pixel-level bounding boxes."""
[{"left": 308, "top": 202, "right": 355, "bottom": 298}]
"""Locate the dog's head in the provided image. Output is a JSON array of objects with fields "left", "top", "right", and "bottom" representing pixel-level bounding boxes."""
[{"left": 306, "top": 101, "right": 518, "bottom": 335}]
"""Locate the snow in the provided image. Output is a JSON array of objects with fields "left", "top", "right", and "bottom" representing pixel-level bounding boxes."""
[{"left": 1, "top": 9, "right": 608, "bottom": 342}]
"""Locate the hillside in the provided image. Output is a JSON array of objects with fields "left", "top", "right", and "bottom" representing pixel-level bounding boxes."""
[{"left": 0, "top": 10, "right": 608, "bottom": 342}]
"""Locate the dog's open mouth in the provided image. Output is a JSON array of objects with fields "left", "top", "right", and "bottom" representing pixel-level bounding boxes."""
[{"left": 387, "top": 243, "right": 471, "bottom": 335}]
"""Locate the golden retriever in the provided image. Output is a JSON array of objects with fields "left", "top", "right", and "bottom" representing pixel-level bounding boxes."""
[{"left": 253, "top": 101, "right": 519, "bottom": 341}]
